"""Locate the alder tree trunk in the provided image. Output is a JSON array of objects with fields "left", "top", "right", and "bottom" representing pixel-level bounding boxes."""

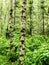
[
  {"left": 29, "top": 0, "right": 33, "bottom": 35},
  {"left": 19, "top": 0, "right": 26, "bottom": 65},
  {"left": 41, "top": 0, "right": 45, "bottom": 35},
  {"left": 9, "top": 0, "right": 14, "bottom": 65}
]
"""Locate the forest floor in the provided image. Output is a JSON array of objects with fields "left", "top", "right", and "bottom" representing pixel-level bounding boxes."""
[{"left": 0, "top": 34, "right": 49, "bottom": 65}]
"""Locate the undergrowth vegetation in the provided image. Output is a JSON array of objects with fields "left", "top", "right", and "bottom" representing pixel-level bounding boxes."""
[{"left": 0, "top": 34, "right": 49, "bottom": 65}]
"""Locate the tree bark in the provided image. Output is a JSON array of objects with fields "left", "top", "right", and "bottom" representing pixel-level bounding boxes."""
[
  {"left": 0, "top": 1, "right": 3, "bottom": 36},
  {"left": 14, "top": 0, "right": 16, "bottom": 25},
  {"left": 9, "top": 0, "right": 14, "bottom": 64},
  {"left": 19, "top": 0, "right": 26, "bottom": 65},
  {"left": 29, "top": 0, "right": 33, "bottom": 35},
  {"left": 46, "top": 7, "right": 49, "bottom": 35},
  {"left": 41, "top": 0, "right": 45, "bottom": 35}
]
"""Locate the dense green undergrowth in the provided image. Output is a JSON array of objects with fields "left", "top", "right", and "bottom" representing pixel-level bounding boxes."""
[{"left": 0, "top": 34, "right": 49, "bottom": 65}]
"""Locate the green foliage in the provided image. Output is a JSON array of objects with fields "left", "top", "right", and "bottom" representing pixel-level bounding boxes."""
[
  {"left": 0, "top": 34, "right": 49, "bottom": 65},
  {"left": 23, "top": 35, "right": 49, "bottom": 65}
]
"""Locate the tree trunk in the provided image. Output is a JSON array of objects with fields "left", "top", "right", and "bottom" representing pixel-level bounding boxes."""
[
  {"left": 29, "top": 0, "right": 33, "bottom": 35},
  {"left": 41, "top": 0, "right": 45, "bottom": 35},
  {"left": 9, "top": 0, "right": 13, "bottom": 50},
  {"left": 46, "top": 7, "right": 49, "bottom": 35},
  {"left": 9, "top": 0, "right": 14, "bottom": 64},
  {"left": 42, "top": 11, "right": 44, "bottom": 35},
  {"left": 19, "top": 0, "right": 26, "bottom": 65},
  {"left": 37, "top": 0, "right": 41, "bottom": 34},
  {"left": 0, "top": 1, "right": 3, "bottom": 36},
  {"left": 14, "top": 0, "right": 16, "bottom": 25}
]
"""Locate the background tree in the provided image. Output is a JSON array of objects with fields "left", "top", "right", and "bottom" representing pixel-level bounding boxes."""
[
  {"left": 41, "top": 0, "right": 45, "bottom": 35},
  {"left": 37, "top": 0, "right": 41, "bottom": 34},
  {"left": 0, "top": 0, "right": 3, "bottom": 36},
  {"left": 29, "top": 0, "right": 33, "bottom": 35},
  {"left": 47, "top": 6, "right": 49, "bottom": 35}
]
